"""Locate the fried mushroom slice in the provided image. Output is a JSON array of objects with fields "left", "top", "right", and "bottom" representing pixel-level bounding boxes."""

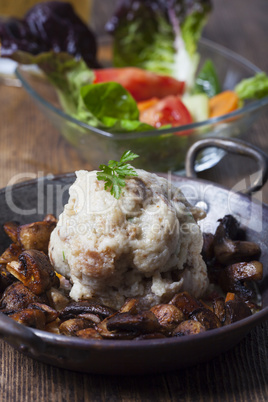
[
  {"left": 6, "top": 250, "right": 59, "bottom": 295},
  {"left": 0, "top": 282, "right": 40, "bottom": 313},
  {"left": 59, "top": 318, "right": 95, "bottom": 336},
  {"left": 0, "top": 243, "right": 23, "bottom": 264},
  {"left": 28, "top": 302, "right": 58, "bottom": 323},
  {"left": 218, "top": 262, "right": 262, "bottom": 301},
  {"left": 76, "top": 328, "right": 103, "bottom": 340},
  {"left": 60, "top": 301, "right": 115, "bottom": 321},
  {"left": 47, "top": 287, "right": 70, "bottom": 311},
  {"left": 119, "top": 298, "right": 140, "bottom": 314},
  {"left": 150, "top": 304, "right": 184, "bottom": 332},
  {"left": 169, "top": 292, "right": 203, "bottom": 318},
  {"left": 173, "top": 320, "right": 206, "bottom": 336},
  {"left": 18, "top": 220, "right": 56, "bottom": 254},
  {"left": 224, "top": 300, "right": 252, "bottom": 325},
  {"left": 189, "top": 308, "right": 222, "bottom": 330},
  {"left": 97, "top": 317, "right": 138, "bottom": 340},
  {"left": 213, "top": 216, "right": 261, "bottom": 265},
  {"left": 106, "top": 311, "right": 161, "bottom": 334},
  {"left": 9, "top": 308, "right": 46, "bottom": 329},
  {"left": 222, "top": 261, "right": 263, "bottom": 282}
]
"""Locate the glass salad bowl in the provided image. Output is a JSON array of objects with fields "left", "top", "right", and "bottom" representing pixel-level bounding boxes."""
[{"left": 15, "top": 38, "right": 268, "bottom": 173}]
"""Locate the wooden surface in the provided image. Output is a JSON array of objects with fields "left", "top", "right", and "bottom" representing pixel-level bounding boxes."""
[{"left": 0, "top": 0, "right": 268, "bottom": 400}]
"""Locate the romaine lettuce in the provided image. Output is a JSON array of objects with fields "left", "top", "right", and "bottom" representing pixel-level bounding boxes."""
[
  {"left": 235, "top": 72, "right": 268, "bottom": 100},
  {"left": 106, "top": 0, "right": 212, "bottom": 89}
]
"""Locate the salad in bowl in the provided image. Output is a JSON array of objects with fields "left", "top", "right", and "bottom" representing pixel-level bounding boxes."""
[{"left": 0, "top": 0, "right": 267, "bottom": 172}]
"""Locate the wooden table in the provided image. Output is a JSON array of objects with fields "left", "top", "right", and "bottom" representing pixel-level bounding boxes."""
[{"left": 0, "top": 0, "right": 267, "bottom": 400}]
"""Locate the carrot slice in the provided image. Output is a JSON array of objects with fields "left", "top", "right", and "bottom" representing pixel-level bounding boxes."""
[
  {"left": 225, "top": 292, "right": 236, "bottom": 302},
  {"left": 209, "top": 90, "right": 239, "bottom": 118},
  {"left": 137, "top": 97, "right": 159, "bottom": 112}
]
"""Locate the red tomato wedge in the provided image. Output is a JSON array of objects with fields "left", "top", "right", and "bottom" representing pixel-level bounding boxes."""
[
  {"left": 139, "top": 96, "right": 193, "bottom": 133},
  {"left": 93, "top": 67, "right": 185, "bottom": 102}
]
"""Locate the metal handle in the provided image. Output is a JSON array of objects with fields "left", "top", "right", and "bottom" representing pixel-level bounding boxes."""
[
  {"left": 0, "top": 312, "right": 45, "bottom": 356},
  {"left": 186, "top": 138, "right": 268, "bottom": 195}
]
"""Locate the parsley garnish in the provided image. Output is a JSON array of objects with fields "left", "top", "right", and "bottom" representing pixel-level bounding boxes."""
[{"left": 97, "top": 150, "right": 139, "bottom": 199}]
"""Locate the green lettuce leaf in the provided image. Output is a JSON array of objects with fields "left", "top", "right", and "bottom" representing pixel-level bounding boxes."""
[
  {"left": 77, "top": 82, "right": 154, "bottom": 133},
  {"left": 235, "top": 72, "right": 268, "bottom": 100},
  {"left": 106, "top": 0, "right": 212, "bottom": 89}
]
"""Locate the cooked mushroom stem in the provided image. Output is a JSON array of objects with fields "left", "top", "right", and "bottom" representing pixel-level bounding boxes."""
[
  {"left": 214, "top": 239, "right": 261, "bottom": 265},
  {"left": 6, "top": 250, "right": 59, "bottom": 295},
  {"left": 189, "top": 308, "right": 222, "bottom": 330},
  {"left": 106, "top": 311, "right": 161, "bottom": 334},
  {"left": 10, "top": 308, "right": 46, "bottom": 329},
  {"left": 173, "top": 320, "right": 206, "bottom": 336},
  {"left": 225, "top": 261, "right": 263, "bottom": 282},
  {"left": 0, "top": 282, "right": 41, "bottom": 313},
  {"left": 150, "top": 304, "right": 184, "bottom": 332},
  {"left": 169, "top": 292, "right": 203, "bottom": 318}
]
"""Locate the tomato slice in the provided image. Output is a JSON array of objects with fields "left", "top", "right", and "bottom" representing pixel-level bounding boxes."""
[
  {"left": 94, "top": 67, "right": 185, "bottom": 102},
  {"left": 139, "top": 96, "right": 193, "bottom": 133}
]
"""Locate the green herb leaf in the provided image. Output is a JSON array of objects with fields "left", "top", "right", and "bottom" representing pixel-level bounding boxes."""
[{"left": 97, "top": 151, "right": 139, "bottom": 199}]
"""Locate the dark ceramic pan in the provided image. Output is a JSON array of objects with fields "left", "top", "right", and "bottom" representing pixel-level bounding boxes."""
[{"left": 0, "top": 138, "right": 268, "bottom": 375}]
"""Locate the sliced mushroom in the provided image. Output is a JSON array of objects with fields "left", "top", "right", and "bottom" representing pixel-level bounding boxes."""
[
  {"left": 59, "top": 318, "right": 94, "bottom": 336},
  {"left": 0, "top": 282, "right": 40, "bottom": 313},
  {"left": 106, "top": 311, "right": 161, "bottom": 334},
  {"left": 189, "top": 308, "right": 222, "bottom": 330},
  {"left": 97, "top": 317, "right": 138, "bottom": 340},
  {"left": 47, "top": 287, "right": 70, "bottom": 311},
  {"left": 60, "top": 301, "right": 115, "bottom": 321},
  {"left": 17, "top": 220, "right": 56, "bottom": 254},
  {"left": 28, "top": 302, "right": 58, "bottom": 323},
  {"left": 119, "top": 298, "right": 140, "bottom": 314},
  {"left": 223, "top": 261, "right": 263, "bottom": 282},
  {"left": 218, "top": 262, "right": 259, "bottom": 301},
  {"left": 169, "top": 292, "right": 203, "bottom": 318},
  {"left": 77, "top": 313, "right": 101, "bottom": 324},
  {"left": 213, "top": 216, "right": 261, "bottom": 265},
  {"left": 150, "top": 304, "right": 184, "bottom": 332},
  {"left": 224, "top": 300, "right": 252, "bottom": 325},
  {"left": 0, "top": 243, "right": 23, "bottom": 264},
  {"left": 214, "top": 240, "right": 261, "bottom": 265},
  {"left": 6, "top": 250, "right": 59, "bottom": 295},
  {"left": 173, "top": 320, "right": 206, "bottom": 336},
  {"left": 76, "top": 328, "right": 103, "bottom": 340},
  {"left": 10, "top": 308, "right": 46, "bottom": 329}
]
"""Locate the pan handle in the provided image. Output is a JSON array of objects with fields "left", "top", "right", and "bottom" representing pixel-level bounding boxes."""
[
  {"left": 185, "top": 138, "right": 268, "bottom": 195},
  {"left": 0, "top": 312, "right": 45, "bottom": 355}
]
